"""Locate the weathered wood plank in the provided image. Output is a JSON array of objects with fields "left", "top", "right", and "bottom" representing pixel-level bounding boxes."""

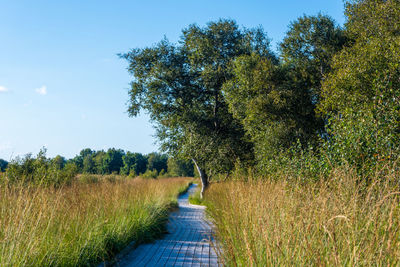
[{"left": 117, "top": 184, "right": 219, "bottom": 267}]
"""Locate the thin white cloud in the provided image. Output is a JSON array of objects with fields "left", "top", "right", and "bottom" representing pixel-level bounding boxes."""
[
  {"left": 35, "top": 85, "right": 47, "bottom": 95},
  {"left": 0, "top": 85, "right": 9, "bottom": 92}
]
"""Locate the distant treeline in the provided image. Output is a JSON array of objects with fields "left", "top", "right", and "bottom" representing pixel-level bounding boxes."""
[
  {"left": 67, "top": 148, "right": 193, "bottom": 177},
  {"left": 0, "top": 148, "right": 194, "bottom": 185}
]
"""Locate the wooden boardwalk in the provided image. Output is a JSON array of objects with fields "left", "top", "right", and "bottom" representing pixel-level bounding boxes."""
[{"left": 116, "top": 184, "right": 219, "bottom": 267}]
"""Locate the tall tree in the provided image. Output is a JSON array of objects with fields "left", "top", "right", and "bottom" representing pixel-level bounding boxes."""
[
  {"left": 121, "top": 19, "right": 270, "bottom": 196},
  {"left": 224, "top": 54, "right": 298, "bottom": 171},
  {"left": 280, "top": 14, "right": 347, "bottom": 105},
  {"left": 223, "top": 15, "right": 345, "bottom": 173}
]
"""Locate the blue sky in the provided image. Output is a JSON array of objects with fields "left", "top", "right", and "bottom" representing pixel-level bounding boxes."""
[{"left": 0, "top": 0, "right": 345, "bottom": 160}]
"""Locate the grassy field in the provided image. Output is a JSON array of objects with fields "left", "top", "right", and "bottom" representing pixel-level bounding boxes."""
[
  {"left": 205, "top": 168, "right": 400, "bottom": 266},
  {"left": 0, "top": 176, "right": 191, "bottom": 266}
]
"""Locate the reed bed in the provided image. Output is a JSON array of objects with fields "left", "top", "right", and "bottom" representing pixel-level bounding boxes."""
[
  {"left": 0, "top": 177, "right": 191, "bottom": 266},
  {"left": 205, "top": 169, "right": 400, "bottom": 266}
]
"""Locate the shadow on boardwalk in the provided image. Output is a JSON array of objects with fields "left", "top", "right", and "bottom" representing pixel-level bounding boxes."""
[{"left": 116, "top": 184, "right": 219, "bottom": 267}]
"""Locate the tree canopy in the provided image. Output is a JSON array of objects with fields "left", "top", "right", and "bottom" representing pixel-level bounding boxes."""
[{"left": 121, "top": 19, "right": 275, "bottom": 192}]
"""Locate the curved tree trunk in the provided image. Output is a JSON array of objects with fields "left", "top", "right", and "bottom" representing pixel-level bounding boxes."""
[{"left": 192, "top": 159, "right": 209, "bottom": 199}]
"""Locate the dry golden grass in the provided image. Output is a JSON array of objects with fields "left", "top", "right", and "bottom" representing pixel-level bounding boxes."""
[
  {"left": 205, "top": 169, "right": 400, "bottom": 266},
  {"left": 0, "top": 177, "right": 191, "bottom": 266}
]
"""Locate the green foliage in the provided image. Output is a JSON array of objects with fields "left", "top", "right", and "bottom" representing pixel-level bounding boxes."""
[
  {"left": 82, "top": 154, "right": 96, "bottom": 173},
  {"left": 121, "top": 19, "right": 273, "bottom": 178},
  {"left": 224, "top": 54, "right": 296, "bottom": 170},
  {"left": 280, "top": 14, "right": 347, "bottom": 102},
  {"left": 344, "top": 0, "right": 400, "bottom": 42},
  {"left": 4, "top": 148, "right": 77, "bottom": 186},
  {"left": 102, "top": 148, "right": 124, "bottom": 174},
  {"left": 120, "top": 152, "right": 148, "bottom": 176},
  {"left": 224, "top": 15, "right": 345, "bottom": 174},
  {"left": 317, "top": 0, "right": 400, "bottom": 173},
  {"left": 72, "top": 148, "right": 152, "bottom": 176},
  {"left": 141, "top": 169, "right": 158, "bottom": 179},
  {"left": 51, "top": 155, "right": 66, "bottom": 170},
  {"left": 0, "top": 159, "right": 8, "bottom": 172},
  {"left": 93, "top": 150, "right": 107, "bottom": 174},
  {"left": 321, "top": 107, "right": 399, "bottom": 175},
  {"left": 147, "top": 152, "right": 168, "bottom": 174},
  {"left": 167, "top": 157, "right": 194, "bottom": 177}
]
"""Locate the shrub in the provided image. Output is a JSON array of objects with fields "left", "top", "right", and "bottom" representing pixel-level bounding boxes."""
[
  {"left": 141, "top": 169, "right": 158, "bottom": 179},
  {"left": 4, "top": 149, "right": 77, "bottom": 186}
]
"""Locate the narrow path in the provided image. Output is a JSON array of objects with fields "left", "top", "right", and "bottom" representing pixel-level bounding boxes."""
[{"left": 116, "top": 184, "right": 219, "bottom": 267}]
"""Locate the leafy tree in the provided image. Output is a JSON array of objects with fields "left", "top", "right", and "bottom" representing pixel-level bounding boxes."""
[
  {"left": 133, "top": 153, "right": 148, "bottom": 175},
  {"left": 82, "top": 155, "right": 96, "bottom": 173},
  {"left": 121, "top": 152, "right": 148, "bottom": 176},
  {"left": 280, "top": 14, "right": 347, "bottom": 102},
  {"left": 51, "top": 155, "right": 66, "bottom": 170},
  {"left": 224, "top": 54, "right": 298, "bottom": 171},
  {"left": 147, "top": 152, "right": 168, "bottom": 174},
  {"left": 280, "top": 14, "right": 346, "bottom": 136},
  {"left": 93, "top": 150, "right": 106, "bottom": 174},
  {"left": 71, "top": 148, "right": 94, "bottom": 172},
  {"left": 318, "top": 0, "right": 400, "bottom": 171},
  {"left": 121, "top": 19, "right": 270, "bottom": 196},
  {"left": 0, "top": 159, "right": 8, "bottom": 172},
  {"left": 167, "top": 157, "right": 194, "bottom": 177},
  {"left": 5, "top": 149, "right": 76, "bottom": 185},
  {"left": 320, "top": 0, "right": 400, "bottom": 113},
  {"left": 223, "top": 15, "right": 345, "bottom": 173},
  {"left": 102, "top": 148, "right": 124, "bottom": 174}
]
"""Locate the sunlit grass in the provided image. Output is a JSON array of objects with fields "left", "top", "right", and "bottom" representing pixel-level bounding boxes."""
[
  {"left": 0, "top": 177, "right": 191, "bottom": 266},
  {"left": 188, "top": 187, "right": 203, "bottom": 205},
  {"left": 205, "top": 168, "right": 400, "bottom": 266}
]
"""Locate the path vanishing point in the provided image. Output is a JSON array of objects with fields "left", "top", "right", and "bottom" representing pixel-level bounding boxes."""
[{"left": 116, "top": 184, "right": 219, "bottom": 267}]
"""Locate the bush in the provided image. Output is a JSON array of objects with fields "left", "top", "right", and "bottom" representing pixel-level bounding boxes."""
[
  {"left": 141, "top": 169, "right": 158, "bottom": 179},
  {"left": 3, "top": 149, "right": 78, "bottom": 186},
  {"left": 79, "top": 174, "right": 100, "bottom": 184},
  {"left": 321, "top": 106, "right": 400, "bottom": 176}
]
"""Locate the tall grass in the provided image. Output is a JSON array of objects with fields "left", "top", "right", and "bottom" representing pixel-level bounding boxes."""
[
  {"left": 0, "top": 177, "right": 191, "bottom": 266},
  {"left": 205, "top": 168, "right": 400, "bottom": 266}
]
